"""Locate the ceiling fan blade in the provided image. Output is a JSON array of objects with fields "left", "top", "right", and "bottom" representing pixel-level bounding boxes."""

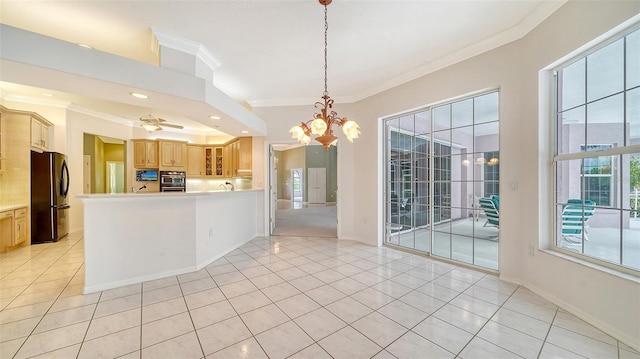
[{"left": 161, "top": 123, "right": 184, "bottom": 129}]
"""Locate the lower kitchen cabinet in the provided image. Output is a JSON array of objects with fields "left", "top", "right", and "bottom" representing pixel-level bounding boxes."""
[{"left": 0, "top": 206, "right": 28, "bottom": 253}]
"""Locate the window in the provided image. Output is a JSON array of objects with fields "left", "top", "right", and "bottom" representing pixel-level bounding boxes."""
[
  {"left": 580, "top": 144, "right": 613, "bottom": 206},
  {"left": 553, "top": 26, "right": 640, "bottom": 273}
]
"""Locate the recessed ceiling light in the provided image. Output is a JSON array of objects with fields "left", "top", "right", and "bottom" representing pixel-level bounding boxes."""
[
  {"left": 209, "top": 115, "right": 221, "bottom": 120},
  {"left": 130, "top": 92, "right": 149, "bottom": 99},
  {"left": 41, "top": 92, "right": 54, "bottom": 97},
  {"left": 77, "top": 43, "right": 93, "bottom": 49},
  {"left": 241, "top": 130, "right": 249, "bottom": 134}
]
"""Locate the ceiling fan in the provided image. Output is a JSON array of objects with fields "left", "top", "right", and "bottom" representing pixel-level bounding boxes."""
[{"left": 139, "top": 115, "right": 184, "bottom": 132}]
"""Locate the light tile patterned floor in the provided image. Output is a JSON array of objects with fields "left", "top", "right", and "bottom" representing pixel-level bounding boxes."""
[{"left": 1, "top": 233, "right": 638, "bottom": 358}]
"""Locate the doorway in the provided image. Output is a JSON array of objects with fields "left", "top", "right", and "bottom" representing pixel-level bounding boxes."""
[
  {"left": 269, "top": 144, "right": 337, "bottom": 238},
  {"left": 83, "top": 134, "right": 126, "bottom": 194},
  {"left": 292, "top": 168, "right": 303, "bottom": 208},
  {"left": 106, "top": 161, "right": 125, "bottom": 194}
]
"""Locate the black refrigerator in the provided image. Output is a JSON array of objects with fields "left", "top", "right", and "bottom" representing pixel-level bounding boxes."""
[{"left": 31, "top": 151, "right": 70, "bottom": 243}]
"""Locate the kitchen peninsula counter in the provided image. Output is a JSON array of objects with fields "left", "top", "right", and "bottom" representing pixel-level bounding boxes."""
[{"left": 78, "top": 189, "right": 264, "bottom": 293}]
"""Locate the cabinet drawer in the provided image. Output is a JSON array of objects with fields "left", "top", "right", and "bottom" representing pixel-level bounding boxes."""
[
  {"left": 0, "top": 211, "right": 13, "bottom": 219},
  {"left": 14, "top": 208, "right": 27, "bottom": 218}
]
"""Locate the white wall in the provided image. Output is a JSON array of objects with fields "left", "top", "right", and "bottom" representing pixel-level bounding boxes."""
[{"left": 256, "top": 1, "right": 640, "bottom": 349}]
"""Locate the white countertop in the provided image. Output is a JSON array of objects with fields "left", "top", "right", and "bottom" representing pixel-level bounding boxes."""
[
  {"left": 0, "top": 204, "right": 28, "bottom": 212},
  {"left": 77, "top": 188, "right": 263, "bottom": 200}
]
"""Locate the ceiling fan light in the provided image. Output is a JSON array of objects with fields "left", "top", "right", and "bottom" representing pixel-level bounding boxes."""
[
  {"left": 141, "top": 123, "right": 161, "bottom": 132},
  {"left": 310, "top": 118, "right": 328, "bottom": 135}
]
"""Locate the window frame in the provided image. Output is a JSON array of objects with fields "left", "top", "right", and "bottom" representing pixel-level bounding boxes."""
[{"left": 551, "top": 23, "right": 640, "bottom": 276}]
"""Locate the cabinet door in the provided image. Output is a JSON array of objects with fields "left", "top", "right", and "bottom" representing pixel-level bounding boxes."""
[
  {"left": 146, "top": 141, "right": 159, "bottom": 168},
  {"left": 134, "top": 141, "right": 147, "bottom": 168},
  {"left": 187, "top": 145, "right": 203, "bottom": 177},
  {"left": 40, "top": 123, "right": 50, "bottom": 150},
  {"left": 173, "top": 142, "right": 186, "bottom": 167},
  {"left": 0, "top": 211, "right": 13, "bottom": 253},
  {"left": 232, "top": 140, "right": 240, "bottom": 176},
  {"left": 31, "top": 118, "right": 42, "bottom": 149},
  {"left": 215, "top": 147, "right": 223, "bottom": 176},
  {"left": 238, "top": 137, "right": 252, "bottom": 171},
  {"left": 222, "top": 144, "right": 231, "bottom": 177},
  {"left": 160, "top": 141, "right": 175, "bottom": 167},
  {"left": 204, "top": 147, "right": 213, "bottom": 176},
  {"left": 14, "top": 216, "right": 27, "bottom": 245},
  {"left": 0, "top": 112, "right": 4, "bottom": 174}
]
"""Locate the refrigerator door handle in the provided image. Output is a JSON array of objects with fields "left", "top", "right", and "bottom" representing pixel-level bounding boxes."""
[{"left": 61, "top": 160, "right": 70, "bottom": 198}]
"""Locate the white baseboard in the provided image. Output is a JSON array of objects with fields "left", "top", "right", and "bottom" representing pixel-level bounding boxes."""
[
  {"left": 498, "top": 274, "right": 522, "bottom": 286},
  {"left": 196, "top": 235, "right": 256, "bottom": 270},
  {"left": 525, "top": 282, "right": 640, "bottom": 352},
  {"left": 83, "top": 265, "right": 198, "bottom": 294}
]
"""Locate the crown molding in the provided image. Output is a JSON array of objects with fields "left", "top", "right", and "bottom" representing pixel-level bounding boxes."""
[
  {"left": 2, "top": 93, "right": 72, "bottom": 109},
  {"left": 151, "top": 27, "right": 222, "bottom": 71}
]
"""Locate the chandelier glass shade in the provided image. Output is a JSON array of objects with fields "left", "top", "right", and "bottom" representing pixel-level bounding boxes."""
[{"left": 289, "top": 0, "right": 360, "bottom": 149}]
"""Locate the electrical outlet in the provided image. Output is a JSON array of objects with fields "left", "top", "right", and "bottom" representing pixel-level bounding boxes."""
[
  {"left": 528, "top": 244, "right": 535, "bottom": 256},
  {"left": 209, "top": 227, "right": 213, "bottom": 239}
]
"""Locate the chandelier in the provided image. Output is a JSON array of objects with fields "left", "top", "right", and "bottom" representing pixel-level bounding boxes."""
[{"left": 289, "top": 0, "right": 360, "bottom": 149}]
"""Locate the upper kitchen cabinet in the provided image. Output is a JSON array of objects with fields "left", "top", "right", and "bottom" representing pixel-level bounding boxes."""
[
  {"left": 237, "top": 137, "right": 252, "bottom": 177},
  {"left": 133, "top": 140, "right": 159, "bottom": 169},
  {"left": 159, "top": 140, "right": 187, "bottom": 171},
  {"left": 186, "top": 145, "right": 203, "bottom": 177},
  {"left": 0, "top": 111, "right": 4, "bottom": 175},
  {"left": 31, "top": 115, "right": 52, "bottom": 152},
  {"left": 202, "top": 146, "right": 223, "bottom": 177},
  {"left": 223, "top": 137, "right": 252, "bottom": 178}
]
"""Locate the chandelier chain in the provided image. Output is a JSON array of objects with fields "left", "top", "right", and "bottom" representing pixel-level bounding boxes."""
[{"left": 323, "top": 3, "right": 328, "bottom": 97}]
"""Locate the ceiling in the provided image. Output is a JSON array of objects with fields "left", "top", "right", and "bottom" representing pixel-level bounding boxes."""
[{"left": 0, "top": 0, "right": 565, "bottom": 135}]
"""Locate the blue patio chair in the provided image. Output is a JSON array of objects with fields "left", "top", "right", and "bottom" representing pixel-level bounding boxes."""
[
  {"left": 479, "top": 196, "right": 499, "bottom": 227},
  {"left": 561, "top": 199, "right": 596, "bottom": 242}
]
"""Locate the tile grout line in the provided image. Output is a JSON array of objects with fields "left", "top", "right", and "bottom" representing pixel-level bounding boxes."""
[
  {"left": 536, "top": 308, "right": 560, "bottom": 359},
  {"left": 9, "top": 236, "right": 85, "bottom": 359},
  {"left": 450, "top": 281, "right": 524, "bottom": 358}
]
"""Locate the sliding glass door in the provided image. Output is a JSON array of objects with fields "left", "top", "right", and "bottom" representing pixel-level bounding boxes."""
[{"left": 384, "top": 91, "right": 500, "bottom": 270}]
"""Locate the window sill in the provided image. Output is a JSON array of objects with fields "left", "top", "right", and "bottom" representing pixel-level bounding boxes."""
[{"left": 541, "top": 248, "right": 640, "bottom": 285}]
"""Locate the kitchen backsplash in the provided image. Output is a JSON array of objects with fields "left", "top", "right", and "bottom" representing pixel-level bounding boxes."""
[{"left": 185, "top": 177, "right": 253, "bottom": 192}]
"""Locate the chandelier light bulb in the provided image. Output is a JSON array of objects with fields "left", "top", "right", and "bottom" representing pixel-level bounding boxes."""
[
  {"left": 289, "top": 126, "right": 305, "bottom": 141},
  {"left": 301, "top": 134, "right": 312, "bottom": 145},
  {"left": 342, "top": 120, "right": 360, "bottom": 142},
  {"left": 310, "top": 118, "right": 328, "bottom": 135}
]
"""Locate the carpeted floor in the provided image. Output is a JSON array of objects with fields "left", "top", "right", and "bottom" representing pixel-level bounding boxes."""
[{"left": 272, "top": 201, "right": 337, "bottom": 238}]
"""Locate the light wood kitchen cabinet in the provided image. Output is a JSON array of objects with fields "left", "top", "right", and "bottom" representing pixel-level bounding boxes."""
[
  {"left": 31, "top": 115, "right": 52, "bottom": 152},
  {"left": 203, "top": 146, "right": 223, "bottom": 177},
  {"left": 13, "top": 207, "right": 27, "bottom": 245},
  {"left": 186, "top": 145, "right": 203, "bottom": 177},
  {"left": 237, "top": 137, "right": 252, "bottom": 176},
  {"left": 0, "top": 111, "right": 4, "bottom": 175},
  {"left": 133, "top": 140, "right": 159, "bottom": 169},
  {"left": 159, "top": 140, "right": 187, "bottom": 170},
  {"left": 31, "top": 116, "right": 51, "bottom": 152},
  {"left": 222, "top": 143, "right": 232, "bottom": 177},
  {"left": 0, "top": 210, "right": 13, "bottom": 253},
  {"left": 222, "top": 137, "right": 252, "bottom": 177},
  {"left": 0, "top": 206, "right": 28, "bottom": 253}
]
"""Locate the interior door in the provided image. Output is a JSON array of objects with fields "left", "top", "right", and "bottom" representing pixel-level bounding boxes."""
[{"left": 308, "top": 167, "right": 326, "bottom": 204}]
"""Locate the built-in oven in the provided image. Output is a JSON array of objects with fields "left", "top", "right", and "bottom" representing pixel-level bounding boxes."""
[{"left": 159, "top": 171, "right": 186, "bottom": 192}]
